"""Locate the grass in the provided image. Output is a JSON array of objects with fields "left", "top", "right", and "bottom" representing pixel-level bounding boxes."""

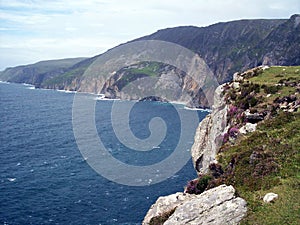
[
  {"left": 126, "top": 61, "right": 162, "bottom": 78},
  {"left": 43, "top": 66, "right": 87, "bottom": 87},
  {"left": 250, "top": 66, "right": 300, "bottom": 104},
  {"left": 217, "top": 112, "right": 300, "bottom": 224},
  {"left": 249, "top": 66, "right": 300, "bottom": 86},
  {"left": 214, "top": 66, "right": 300, "bottom": 224}
]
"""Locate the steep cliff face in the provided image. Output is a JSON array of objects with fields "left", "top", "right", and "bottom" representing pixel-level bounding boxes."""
[
  {"left": 99, "top": 62, "right": 211, "bottom": 107},
  {"left": 137, "top": 15, "right": 299, "bottom": 83},
  {"left": 261, "top": 14, "right": 300, "bottom": 66},
  {"left": 190, "top": 84, "right": 228, "bottom": 173},
  {"left": 0, "top": 58, "right": 86, "bottom": 87}
]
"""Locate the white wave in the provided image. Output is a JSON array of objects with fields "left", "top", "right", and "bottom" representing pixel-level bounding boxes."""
[
  {"left": 22, "top": 83, "right": 34, "bottom": 86},
  {"left": 0, "top": 80, "right": 10, "bottom": 84},
  {"left": 57, "top": 89, "right": 77, "bottom": 94},
  {"left": 93, "top": 94, "right": 105, "bottom": 100},
  {"left": 27, "top": 86, "right": 35, "bottom": 90},
  {"left": 93, "top": 96, "right": 120, "bottom": 101},
  {"left": 184, "top": 106, "right": 211, "bottom": 112},
  {"left": 7, "top": 178, "right": 16, "bottom": 182}
]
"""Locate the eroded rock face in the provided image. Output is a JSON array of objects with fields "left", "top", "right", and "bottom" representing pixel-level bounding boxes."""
[
  {"left": 191, "top": 84, "right": 228, "bottom": 174},
  {"left": 143, "top": 185, "right": 247, "bottom": 225}
]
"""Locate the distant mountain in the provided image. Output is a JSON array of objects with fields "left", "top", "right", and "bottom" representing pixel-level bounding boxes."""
[
  {"left": 1, "top": 14, "right": 299, "bottom": 107},
  {"left": 0, "top": 58, "right": 87, "bottom": 88},
  {"left": 137, "top": 14, "right": 300, "bottom": 83}
]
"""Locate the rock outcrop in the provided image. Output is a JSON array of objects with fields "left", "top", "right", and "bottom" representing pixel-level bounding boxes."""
[
  {"left": 191, "top": 84, "right": 228, "bottom": 174},
  {"left": 143, "top": 185, "right": 247, "bottom": 225},
  {"left": 263, "top": 193, "right": 279, "bottom": 203}
]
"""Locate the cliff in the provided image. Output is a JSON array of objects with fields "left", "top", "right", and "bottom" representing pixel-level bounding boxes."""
[
  {"left": 190, "top": 84, "right": 228, "bottom": 173},
  {"left": 0, "top": 58, "right": 86, "bottom": 88},
  {"left": 1, "top": 15, "right": 299, "bottom": 108},
  {"left": 143, "top": 66, "right": 300, "bottom": 224}
]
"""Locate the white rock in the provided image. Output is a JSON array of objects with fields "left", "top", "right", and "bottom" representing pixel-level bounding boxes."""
[
  {"left": 191, "top": 84, "right": 228, "bottom": 174},
  {"left": 262, "top": 65, "right": 270, "bottom": 70},
  {"left": 143, "top": 185, "right": 247, "bottom": 225},
  {"left": 232, "top": 81, "right": 240, "bottom": 89},
  {"left": 142, "top": 192, "right": 194, "bottom": 225},
  {"left": 263, "top": 193, "right": 278, "bottom": 203},
  {"left": 239, "top": 123, "right": 257, "bottom": 134},
  {"left": 233, "top": 72, "right": 243, "bottom": 82}
]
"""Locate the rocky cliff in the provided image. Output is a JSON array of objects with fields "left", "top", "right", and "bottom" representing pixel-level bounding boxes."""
[
  {"left": 138, "top": 14, "right": 300, "bottom": 83},
  {"left": 0, "top": 58, "right": 86, "bottom": 88},
  {"left": 190, "top": 84, "right": 228, "bottom": 173}
]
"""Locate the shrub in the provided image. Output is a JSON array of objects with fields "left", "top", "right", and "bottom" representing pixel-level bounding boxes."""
[
  {"left": 222, "top": 133, "right": 230, "bottom": 144},
  {"left": 185, "top": 175, "right": 213, "bottom": 194},
  {"left": 228, "top": 105, "right": 238, "bottom": 117},
  {"left": 149, "top": 208, "right": 176, "bottom": 225},
  {"left": 263, "top": 85, "right": 282, "bottom": 94},
  {"left": 196, "top": 175, "right": 213, "bottom": 193},
  {"left": 185, "top": 179, "right": 200, "bottom": 194},
  {"left": 229, "top": 127, "right": 239, "bottom": 138}
]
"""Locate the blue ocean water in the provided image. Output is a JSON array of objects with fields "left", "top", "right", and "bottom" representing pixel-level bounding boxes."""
[{"left": 0, "top": 82, "right": 208, "bottom": 225}]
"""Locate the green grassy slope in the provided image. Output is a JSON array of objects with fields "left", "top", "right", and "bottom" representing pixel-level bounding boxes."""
[
  {"left": 220, "top": 66, "right": 300, "bottom": 224},
  {"left": 186, "top": 66, "right": 300, "bottom": 224}
]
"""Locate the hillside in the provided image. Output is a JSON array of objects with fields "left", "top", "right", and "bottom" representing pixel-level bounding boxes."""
[
  {"left": 217, "top": 66, "right": 300, "bottom": 224},
  {"left": 138, "top": 15, "right": 300, "bottom": 83},
  {"left": 0, "top": 58, "right": 86, "bottom": 88}
]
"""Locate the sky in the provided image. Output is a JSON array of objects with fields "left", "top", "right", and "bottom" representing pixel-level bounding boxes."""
[{"left": 0, "top": 0, "right": 299, "bottom": 70}]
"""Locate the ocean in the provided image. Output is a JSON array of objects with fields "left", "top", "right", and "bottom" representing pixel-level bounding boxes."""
[{"left": 0, "top": 82, "right": 208, "bottom": 225}]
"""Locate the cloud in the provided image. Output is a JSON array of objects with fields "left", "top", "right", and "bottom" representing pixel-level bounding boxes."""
[{"left": 0, "top": 0, "right": 299, "bottom": 70}]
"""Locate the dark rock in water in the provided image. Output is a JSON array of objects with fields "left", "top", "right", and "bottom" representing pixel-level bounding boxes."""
[{"left": 139, "top": 96, "right": 168, "bottom": 102}]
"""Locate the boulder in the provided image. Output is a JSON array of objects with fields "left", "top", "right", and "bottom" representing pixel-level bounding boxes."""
[
  {"left": 263, "top": 193, "right": 278, "bottom": 203},
  {"left": 143, "top": 185, "right": 247, "bottom": 225},
  {"left": 142, "top": 192, "right": 194, "bottom": 225},
  {"left": 239, "top": 123, "right": 257, "bottom": 134},
  {"left": 233, "top": 72, "right": 243, "bottom": 82}
]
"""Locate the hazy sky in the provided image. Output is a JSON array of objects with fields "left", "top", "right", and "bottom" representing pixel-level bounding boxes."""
[{"left": 0, "top": 0, "right": 299, "bottom": 70}]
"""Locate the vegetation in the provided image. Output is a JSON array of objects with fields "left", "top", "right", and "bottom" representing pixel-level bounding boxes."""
[
  {"left": 149, "top": 208, "right": 176, "bottom": 225},
  {"left": 218, "top": 111, "right": 300, "bottom": 224},
  {"left": 125, "top": 61, "right": 162, "bottom": 78},
  {"left": 185, "top": 175, "right": 213, "bottom": 194},
  {"left": 220, "top": 66, "right": 300, "bottom": 224},
  {"left": 113, "top": 61, "right": 169, "bottom": 90},
  {"left": 186, "top": 66, "right": 300, "bottom": 224},
  {"left": 43, "top": 66, "right": 87, "bottom": 88}
]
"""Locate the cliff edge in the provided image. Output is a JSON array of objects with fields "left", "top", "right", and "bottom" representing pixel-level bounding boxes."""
[{"left": 143, "top": 65, "right": 300, "bottom": 224}]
